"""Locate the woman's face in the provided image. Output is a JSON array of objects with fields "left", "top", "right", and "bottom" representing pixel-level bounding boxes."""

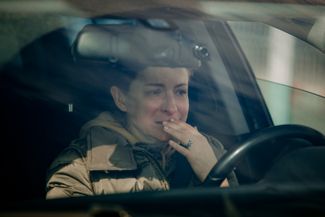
[{"left": 120, "top": 67, "right": 190, "bottom": 143}]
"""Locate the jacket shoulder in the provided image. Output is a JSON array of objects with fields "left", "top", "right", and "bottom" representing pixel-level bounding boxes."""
[
  {"left": 85, "top": 126, "right": 138, "bottom": 172},
  {"left": 49, "top": 136, "right": 84, "bottom": 166},
  {"left": 203, "top": 133, "right": 239, "bottom": 186},
  {"left": 203, "top": 133, "right": 225, "bottom": 159}
]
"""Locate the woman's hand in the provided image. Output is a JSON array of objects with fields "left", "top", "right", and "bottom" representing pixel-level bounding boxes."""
[{"left": 162, "top": 119, "right": 218, "bottom": 182}]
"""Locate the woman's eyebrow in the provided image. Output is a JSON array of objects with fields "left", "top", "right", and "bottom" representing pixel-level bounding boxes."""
[
  {"left": 144, "top": 83, "right": 164, "bottom": 87},
  {"left": 175, "top": 83, "right": 188, "bottom": 88},
  {"left": 144, "top": 83, "right": 188, "bottom": 87}
]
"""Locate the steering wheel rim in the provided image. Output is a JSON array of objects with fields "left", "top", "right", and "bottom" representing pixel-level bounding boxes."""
[{"left": 206, "top": 124, "right": 325, "bottom": 186}]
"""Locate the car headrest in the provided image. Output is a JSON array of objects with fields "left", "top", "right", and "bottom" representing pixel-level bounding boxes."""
[{"left": 72, "top": 24, "right": 203, "bottom": 69}]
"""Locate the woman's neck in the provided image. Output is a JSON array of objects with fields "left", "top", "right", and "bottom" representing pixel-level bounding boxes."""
[{"left": 126, "top": 120, "right": 162, "bottom": 145}]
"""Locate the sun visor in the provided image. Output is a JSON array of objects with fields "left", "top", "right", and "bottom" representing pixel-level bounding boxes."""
[{"left": 72, "top": 24, "right": 202, "bottom": 69}]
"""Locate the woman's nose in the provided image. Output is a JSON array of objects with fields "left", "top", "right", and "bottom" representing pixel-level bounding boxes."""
[{"left": 162, "top": 94, "right": 178, "bottom": 114}]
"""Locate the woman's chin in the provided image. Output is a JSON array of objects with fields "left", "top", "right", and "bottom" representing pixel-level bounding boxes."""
[{"left": 155, "top": 132, "right": 172, "bottom": 143}]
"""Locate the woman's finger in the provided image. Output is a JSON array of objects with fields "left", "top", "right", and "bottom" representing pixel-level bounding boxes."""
[
  {"left": 168, "top": 140, "right": 189, "bottom": 157},
  {"left": 163, "top": 119, "right": 193, "bottom": 132},
  {"left": 163, "top": 125, "right": 189, "bottom": 144},
  {"left": 163, "top": 121, "right": 197, "bottom": 143}
]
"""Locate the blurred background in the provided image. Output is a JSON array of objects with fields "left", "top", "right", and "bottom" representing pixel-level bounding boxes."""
[{"left": 229, "top": 21, "right": 325, "bottom": 134}]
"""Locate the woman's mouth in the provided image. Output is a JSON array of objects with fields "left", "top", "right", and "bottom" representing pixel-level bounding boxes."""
[
  {"left": 155, "top": 121, "right": 164, "bottom": 125},
  {"left": 155, "top": 119, "right": 178, "bottom": 126}
]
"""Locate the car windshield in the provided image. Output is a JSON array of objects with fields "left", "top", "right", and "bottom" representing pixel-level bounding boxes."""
[{"left": 1, "top": 0, "right": 325, "bottom": 215}]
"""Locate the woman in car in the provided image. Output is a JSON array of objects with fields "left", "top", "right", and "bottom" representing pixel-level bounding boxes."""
[{"left": 46, "top": 64, "right": 237, "bottom": 199}]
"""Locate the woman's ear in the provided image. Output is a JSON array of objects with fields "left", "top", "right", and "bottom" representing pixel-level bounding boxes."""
[{"left": 110, "top": 86, "right": 128, "bottom": 112}]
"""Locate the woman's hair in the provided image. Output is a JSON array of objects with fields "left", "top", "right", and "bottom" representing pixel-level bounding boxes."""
[
  {"left": 109, "top": 63, "right": 194, "bottom": 92},
  {"left": 109, "top": 63, "right": 145, "bottom": 92},
  {"left": 105, "top": 63, "right": 145, "bottom": 122}
]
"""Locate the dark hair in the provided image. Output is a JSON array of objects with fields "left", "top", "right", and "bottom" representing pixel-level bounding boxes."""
[
  {"left": 105, "top": 63, "right": 145, "bottom": 123},
  {"left": 108, "top": 63, "right": 145, "bottom": 92}
]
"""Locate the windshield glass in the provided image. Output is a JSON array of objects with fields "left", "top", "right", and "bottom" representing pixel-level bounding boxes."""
[{"left": 0, "top": 1, "right": 324, "bottom": 205}]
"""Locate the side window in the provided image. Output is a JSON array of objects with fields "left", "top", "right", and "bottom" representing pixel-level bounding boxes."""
[{"left": 229, "top": 21, "right": 325, "bottom": 134}]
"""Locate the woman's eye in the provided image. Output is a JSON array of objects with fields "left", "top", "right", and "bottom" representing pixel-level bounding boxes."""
[
  {"left": 176, "top": 89, "right": 188, "bottom": 96},
  {"left": 146, "top": 89, "right": 162, "bottom": 96}
]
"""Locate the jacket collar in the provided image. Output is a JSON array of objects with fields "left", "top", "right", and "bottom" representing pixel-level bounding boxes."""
[
  {"left": 82, "top": 112, "right": 139, "bottom": 172},
  {"left": 80, "top": 112, "right": 139, "bottom": 145}
]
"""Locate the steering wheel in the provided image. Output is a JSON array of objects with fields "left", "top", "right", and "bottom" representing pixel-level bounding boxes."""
[{"left": 205, "top": 124, "right": 325, "bottom": 186}]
